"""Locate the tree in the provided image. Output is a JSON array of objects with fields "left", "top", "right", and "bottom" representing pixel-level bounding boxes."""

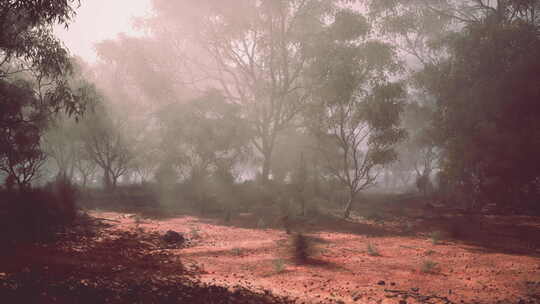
[
  {"left": 157, "top": 91, "right": 251, "bottom": 184},
  {"left": 309, "top": 9, "right": 406, "bottom": 218},
  {"left": 370, "top": 0, "right": 540, "bottom": 211},
  {"left": 139, "top": 0, "right": 347, "bottom": 183},
  {"left": 0, "top": 0, "right": 83, "bottom": 117},
  {"left": 81, "top": 104, "right": 133, "bottom": 191},
  {"left": 0, "top": 80, "right": 46, "bottom": 190},
  {"left": 435, "top": 6, "right": 540, "bottom": 211},
  {"left": 0, "top": 0, "right": 86, "bottom": 190}
]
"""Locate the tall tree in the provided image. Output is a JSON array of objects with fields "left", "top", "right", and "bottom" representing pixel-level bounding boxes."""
[
  {"left": 309, "top": 9, "right": 406, "bottom": 218},
  {"left": 371, "top": 0, "right": 540, "bottom": 211},
  {"left": 140, "top": 0, "right": 347, "bottom": 183},
  {"left": 0, "top": 80, "right": 46, "bottom": 190},
  {"left": 81, "top": 103, "right": 133, "bottom": 191}
]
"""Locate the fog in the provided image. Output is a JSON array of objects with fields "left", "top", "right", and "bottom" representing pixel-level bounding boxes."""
[{"left": 1, "top": 1, "right": 540, "bottom": 303}]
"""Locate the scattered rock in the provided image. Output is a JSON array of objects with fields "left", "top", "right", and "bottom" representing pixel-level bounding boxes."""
[
  {"left": 163, "top": 230, "right": 185, "bottom": 244},
  {"left": 411, "top": 287, "right": 419, "bottom": 292},
  {"left": 378, "top": 280, "right": 386, "bottom": 286}
]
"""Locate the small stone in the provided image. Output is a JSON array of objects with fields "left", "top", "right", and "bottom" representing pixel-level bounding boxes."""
[
  {"left": 377, "top": 280, "right": 386, "bottom": 286},
  {"left": 411, "top": 287, "right": 419, "bottom": 292},
  {"left": 163, "top": 230, "right": 185, "bottom": 244}
]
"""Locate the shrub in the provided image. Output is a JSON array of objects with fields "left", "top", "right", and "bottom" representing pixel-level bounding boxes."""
[
  {"left": 190, "top": 226, "right": 201, "bottom": 239},
  {"left": 256, "top": 218, "right": 266, "bottom": 229},
  {"left": 231, "top": 247, "right": 242, "bottom": 256},
  {"left": 429, "top": 231, "right": 442, "bottom": 245},
  {"left": 404, "top": 221, "right": 414, "bottom": 233},
  {"left": 0, "top": 179, "right": 78, "bottom": 242},
  {"left": 421, "top": 260, "right": 439, "bottom": 273},
  {"left": 290, "top": 233, "right": 313, "bottom": 264},
  {"left": 366, "top": 243, "right": 380, "bottom": 256},
  {"left": 272, "top": 258, "right": 286, "bottom": 273}
]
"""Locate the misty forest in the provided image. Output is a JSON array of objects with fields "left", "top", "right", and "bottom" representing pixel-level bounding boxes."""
[{"left": 1, "top": 0, "right": 539, "bottom": 303}]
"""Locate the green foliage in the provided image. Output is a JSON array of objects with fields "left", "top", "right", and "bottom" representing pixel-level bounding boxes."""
[
  {"left": 0, "top": 179, "right": 78, "bottom": 242},
  {"left": 421, "top": 260, "right": 439, "bottom": 273},
  {"left": 190, "top": 226, "right": 201, "bottom": 239},
  {"left": 434, "top": 15, "right": 540, "bottom": 211},
  {"left": 272, "top": 258, "right": 286, "bottom": 273},
  {"left": 429, "top": 231, "right": 442, "bottom": 245},
  {"left": 79, "top": 103, "right": 133, "bottom": 191},
  {"left": 0, "top": 80, "right": 46, "bottom": 189},
  {"left": 366, "top": 243, "right": 380, "bottom": 256}
]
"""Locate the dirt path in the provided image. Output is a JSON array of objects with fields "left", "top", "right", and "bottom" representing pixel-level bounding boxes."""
[{"left": 94, "top": 211, "right": 540, "bottom": 304}]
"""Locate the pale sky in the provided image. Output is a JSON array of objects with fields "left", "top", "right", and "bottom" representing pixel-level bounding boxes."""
[{"left": 54, "top": 0, "right": 152, "bottom": 63}]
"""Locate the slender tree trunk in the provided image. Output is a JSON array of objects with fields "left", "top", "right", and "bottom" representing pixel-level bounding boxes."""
[
  {"left": 111, "top": 175, "right": 118, "bottom": 191},
  {"left": 103, "top": 169, "right": 113, "bottom": 191},
  {"left": 343, "top": 190, "right": 356, "bottom": 219},
  {"left": 299, "top": 194, "right": 305, "bottom": 216},
  {"left": 261, "top": 149, "right": 272, "bottom": 184},
  {"left": 82, "top": 174, "right": 88, "bottom": 189}
]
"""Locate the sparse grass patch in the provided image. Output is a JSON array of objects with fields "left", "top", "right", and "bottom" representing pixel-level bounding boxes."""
[
  {"left": 364, "top": 212, "right": 384, "bottom": 223},
  {"left": 421, "top": 260, "right": 439, "bottom": 273},
  {"left": 404, "top": 221, "right": 414, "bottom": 233},
  {"left": 256, "top": 218, "right": 266, "bottom": 229},
  {"left": 272, "top": 258, "right": 286, "bottom": 273},
  {"left": 366, "top": 243, "right": 380, "bottom": 256},
  {"left": 190, "top": 226, "right": 201, "bottom": 239},
  {"left": 429, "top": 230, "right": 442, "bottom": 245}
]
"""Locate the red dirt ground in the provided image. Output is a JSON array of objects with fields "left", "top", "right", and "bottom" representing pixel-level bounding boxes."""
[{"left": 91, "top": 210, "right": 540, "bottom": 304}]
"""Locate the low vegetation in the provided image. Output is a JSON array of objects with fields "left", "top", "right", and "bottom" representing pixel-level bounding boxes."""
[
  {"left": 421, "top": 260, "right": 440, "bottom": 274},
  {"left": 366, "top": 243, "right": 381, "bottom": 256}
]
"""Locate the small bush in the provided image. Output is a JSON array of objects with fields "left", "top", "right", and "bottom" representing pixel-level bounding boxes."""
[
  {"left": 190, "top": 226, "right": 201, "bottom": 239},
  {"left": 367, "top": 243, "right": 380, "bottom": 256},
  {"left": 421, "top": 260, "right": 439, "bottom": 273},
  {"left": 256, "top": 218, "right": 266, "bottom": 229},
  {"left": 290, "top": 233, "right": 313, "bottom": 264},
  {"left": 429, "top": 231, "right": 442, "bottom": 244},
  {"left": 272, "top": 258, "right": 286, "bottom": 273},
  {"left": 231, "top": 247, "right": 242, "bottom": 256},
  {"left": 404, "top": 221, "right": 414, "bottom": 233},
  {"left": 0, "top": 179, "right": 78, "bottom": 243},
  {"left": 364, "top": 212, "right": 384, "bottom": 223}
]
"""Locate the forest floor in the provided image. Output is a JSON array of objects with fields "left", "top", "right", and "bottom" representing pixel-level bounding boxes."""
[{"left": 1, "top": 199, "right": 539, "bottom": 304}]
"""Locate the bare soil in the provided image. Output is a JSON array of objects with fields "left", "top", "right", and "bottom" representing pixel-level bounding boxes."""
[
  {"left": 87, "top": 203, "right": 540, "bottom": 304},
  {"left": 1, "top": 202, "right": 539, "bottom": 304}
]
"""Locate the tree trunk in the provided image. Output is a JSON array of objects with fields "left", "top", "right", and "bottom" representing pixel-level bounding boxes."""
[
  {"left": 343, "top": 191, "right": 356, "bottom": 219},
  {"left": 299, "top": 195, "right": 305, "bottom": 216},
  {"left": 81, "top": 174, "right": 88, "bottom": 189},
  {"left": 111, "top": 175, "right": 118, "bottom": 191},
  {"left": 103, "top": 169, "right": 113, "bottom": 191},
  {"left": 261, "top": 150, "right": 272, "bottom": 184}
]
